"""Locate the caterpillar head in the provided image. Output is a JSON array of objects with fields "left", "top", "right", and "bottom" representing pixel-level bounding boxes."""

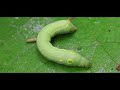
[{"left": 78, "top": 57, "right": 91, "bottom": 68}]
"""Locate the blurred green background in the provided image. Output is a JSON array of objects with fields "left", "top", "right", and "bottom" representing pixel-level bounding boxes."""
[{"left": 0, "top": 17, "right": 120, "bottom": 73}]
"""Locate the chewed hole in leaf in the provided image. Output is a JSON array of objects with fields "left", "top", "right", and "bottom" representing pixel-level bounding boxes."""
[
  {"left": 116, "top": 64, "right": 120, "bottom": 71},
  {"left": 76, "top": 46, "right": 83, "bottom": 52},
  {"left": 111, "top": 68, "right": 113, "bottom": 70},
  {"left": 108, "top": 30, "right": 111, "bottom": 32}
]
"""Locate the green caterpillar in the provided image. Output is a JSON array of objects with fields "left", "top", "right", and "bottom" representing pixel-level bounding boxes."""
[{"left": 36, "top": 19, "right": 91, "bottom": 68}]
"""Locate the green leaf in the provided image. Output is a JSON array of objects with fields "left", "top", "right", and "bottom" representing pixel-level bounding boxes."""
[{"left": 0, "top": 17, "right": 120, "bottom": 73}]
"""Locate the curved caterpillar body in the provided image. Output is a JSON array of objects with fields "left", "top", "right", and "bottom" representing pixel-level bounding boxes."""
[{"left": 37, "top": 20, "right": 91, "bottom": 67}]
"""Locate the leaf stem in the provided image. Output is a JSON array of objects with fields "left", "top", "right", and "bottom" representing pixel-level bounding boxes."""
[{"left": 26, "top": 38, "right": 37, "bottom": 43}]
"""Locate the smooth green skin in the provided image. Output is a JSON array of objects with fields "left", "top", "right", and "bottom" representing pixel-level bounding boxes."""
[
  {"left": 37, "top": 20, "right": 91, "bottom": 67},
  {"left": 1, "top": 17, "right": 120, "bottom": 73}
]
